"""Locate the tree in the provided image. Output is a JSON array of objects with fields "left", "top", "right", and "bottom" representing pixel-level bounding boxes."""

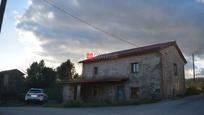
[
  {"left": 26, "top": 60, "right": 57, "bottom": 89},
  {"left": 57, "top": 59, "right": 76, "bottom": 80},
  {"left": 26, "top": 61, "right": 42, "bottom": 88},
  {"left": 42, "top": 67, "right": 57, "bottom": 87},
  {"left": 73, "top": 73, "right": 81, "bottom": 80}
]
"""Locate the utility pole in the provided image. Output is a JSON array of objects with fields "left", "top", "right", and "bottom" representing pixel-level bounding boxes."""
[
  {"left": 0, "top": 0, "right": 7, "bottom": 33},
  {"left": 192, "top": 54, "right": 196, "bottom": 82}
]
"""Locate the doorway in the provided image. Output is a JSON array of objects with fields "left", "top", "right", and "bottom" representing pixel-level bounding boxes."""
[{"left": 116, "top": 85, "right": 125, "bottom": 101}]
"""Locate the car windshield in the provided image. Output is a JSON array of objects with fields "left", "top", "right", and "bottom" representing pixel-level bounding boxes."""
[{"left": 28, "top": 89, "right": 43, "bottom": 93}]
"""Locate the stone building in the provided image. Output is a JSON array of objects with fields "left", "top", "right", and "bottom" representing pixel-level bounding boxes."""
[
  {"left": 0, "top": 69, "right": 25, "bottom": 100},
  {"left": 61, "top": 41, "right": 187, "bottom": 102}
]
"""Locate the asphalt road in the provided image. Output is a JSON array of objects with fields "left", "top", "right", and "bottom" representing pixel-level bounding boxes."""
[{"left": 0, "top": 94, "right": 204, "bottom": 115}]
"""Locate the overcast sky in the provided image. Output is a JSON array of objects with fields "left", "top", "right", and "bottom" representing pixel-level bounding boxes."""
[{"left": 1, "top": 0, "right": 204, "bottom": 78}]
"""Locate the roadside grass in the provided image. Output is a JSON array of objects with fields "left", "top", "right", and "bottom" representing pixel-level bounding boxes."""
[
  {"left": 0, "top": 98, "right": 161, "bottom": 108},
  {"left": 0, "top": 94, "right": 202, "bottom": 108},
  {"left": 0, "top": 101, "right": 63, "bottom": 108},
  {"left": 169, "top": 78, "right": 204, "bottom": 100},
  {"left": 0, "top": 100, "right": 25, "bottom": 107},
  {"left": 61, "top": 99, "right": 160, "bottom": 108},
  {"left": 42, "top": 102, "right": 63, "bottom": 108},
  {"left": 185, "top": 78, "right": 204, "bottom": 96}
]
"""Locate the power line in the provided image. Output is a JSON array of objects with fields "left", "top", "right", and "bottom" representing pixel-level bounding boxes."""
[{"left": 43, "top": 0, "right": 137, "bottom": 47}]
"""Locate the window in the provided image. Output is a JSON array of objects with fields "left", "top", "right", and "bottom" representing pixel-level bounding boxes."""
[
  {"left": 94, "top": 67, "right": 98, "bottom": 75},
  {"left": 131, "top": 63, "right": 139, "bottom": 73},
  {"left": 173, "top": 63, "right": 178, "bottom": 76},
  {"left": 29, "top": 89, "right": 43, "bottom": 93},
  {"left": 130, "top": 87, "right": 139, "bottom": 98}
]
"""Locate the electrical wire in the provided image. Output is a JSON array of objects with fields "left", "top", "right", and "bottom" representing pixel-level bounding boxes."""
[{"left": 43, "top": 0, "right": 137, "bottom": 47}]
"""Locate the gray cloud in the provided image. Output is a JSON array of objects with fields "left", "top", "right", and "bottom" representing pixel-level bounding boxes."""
[
  {"left": 16, "top": 0, "right": 204, "bottom": 73},
  {"left": 185, "top": 56, "right": 196, "bottom": 70},
  {"left": 197, "top": 68, "right": 204, "bottom": 77}
]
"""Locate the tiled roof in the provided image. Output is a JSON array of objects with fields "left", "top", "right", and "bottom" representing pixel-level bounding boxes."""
[{"left": 79, "top": 41, "right": 187, "bottom": 63}]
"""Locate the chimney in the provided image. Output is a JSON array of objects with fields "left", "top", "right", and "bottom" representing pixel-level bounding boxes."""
[{"left": 86, "top": 52, "right": 94, "bottom": 59}]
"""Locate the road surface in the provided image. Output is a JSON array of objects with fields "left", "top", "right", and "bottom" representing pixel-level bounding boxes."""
[{"left": 0, "top": 94, "right": 204, "bottom": 115}]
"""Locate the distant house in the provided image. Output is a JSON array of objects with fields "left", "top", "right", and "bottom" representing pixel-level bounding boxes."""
[
  {"left": 61, "top": 41, "right": 187, "bottom": 102},
  {"left": 0, "top": 69, "right": 25, "bottom": 93}
]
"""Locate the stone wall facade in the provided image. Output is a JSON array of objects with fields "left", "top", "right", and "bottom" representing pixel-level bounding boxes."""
[
  {"left": 62, "top": 45, "right": 186, "bottom": 102},
  {"left": 160, "top": 46, "right": 186, "bottom": 98},
  {"left": 82, "top": 52, "right": 162, "bottom": 101}
]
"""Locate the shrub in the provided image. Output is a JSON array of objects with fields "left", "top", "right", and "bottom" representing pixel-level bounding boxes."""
[
  {"left": 63, "top": 100, "right": 120, "bottom": 107},
  {"left": 62, "top": 99, "right": 159, "bottom": 108},
  {"left": 45, "top": 86, "right": 62, "bottom": 103},
  {"left": 186, "top": 85, "right": 202, "bottom": 95},
  {"left": 63, "top": 100, "right": 84, "bottom": 107}
]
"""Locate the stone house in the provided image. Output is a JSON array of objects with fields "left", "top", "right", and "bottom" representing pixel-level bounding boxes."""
[
  {"left": 61, "top": 41, "right": 187, "bottom": 102},
  {"left": 0, "top": 69, "right": 25, "bottom": 94}
]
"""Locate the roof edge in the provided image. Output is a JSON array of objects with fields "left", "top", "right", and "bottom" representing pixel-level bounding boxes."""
[
  {"left": 79, "top": 41, "right": 187, "bottom": 64},
  {"left": 0, "top": 69, "right": 25, "bottom": 75},
  {"left": 163, "top": 42, "right": 187, "bottom": 64}
]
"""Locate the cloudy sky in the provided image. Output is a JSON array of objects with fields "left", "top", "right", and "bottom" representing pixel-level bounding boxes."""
[{"left": 1, "top": 0, "right": 204, "bottom": 78}]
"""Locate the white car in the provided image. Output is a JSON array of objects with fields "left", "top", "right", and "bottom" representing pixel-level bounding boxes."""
[{"left": 25, "top": 88, "right": 48, "bottom": 103}]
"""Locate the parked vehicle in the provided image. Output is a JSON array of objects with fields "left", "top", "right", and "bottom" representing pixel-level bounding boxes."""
[{"left": 25, "top": 88, "right": 48, "bottom": 103}]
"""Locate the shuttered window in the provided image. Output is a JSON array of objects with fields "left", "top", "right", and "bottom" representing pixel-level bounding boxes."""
[
  {"left": 131, "top": 63, "right": 139, "bottom": 73},
  {"left": 94, "top": 67, "right": 98, "bottom": 75},
  {"left": 174, "top": 63, "right": 178, "bottom": 76}
]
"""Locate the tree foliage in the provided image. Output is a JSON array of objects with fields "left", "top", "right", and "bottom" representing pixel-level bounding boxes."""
[
  {"left": 56, "top": 59, "right": 76, "bottom": 80},
  {"left": 9, "top": 59, "right": 79, "bottom": 102},
  {"left": 26, "top": 60, "right": 57, "bottom": 89}
]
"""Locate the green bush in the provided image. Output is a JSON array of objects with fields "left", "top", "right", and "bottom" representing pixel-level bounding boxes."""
[
  {"left": 63, "top": 100, "right": 120, "bottom": 107},
  {"left": 62, "top": 99, "right": 159, "bottom": 108},
  {"left": 86, "top": 100, "right": 116, "bottom": 107},
  {"left": 63, "top": 100, "right": 84, "bottom": 107},
  {"left": 186, "top": 85, "right": 203, "bottom": 95},
  {"left": 45, "top": 86, "right": 62, "bottom": 103}
]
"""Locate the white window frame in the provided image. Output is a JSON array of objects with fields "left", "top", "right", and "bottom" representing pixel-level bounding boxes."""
[{"left": 131, "top": 63, "right": 139, "bottom": 73}]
